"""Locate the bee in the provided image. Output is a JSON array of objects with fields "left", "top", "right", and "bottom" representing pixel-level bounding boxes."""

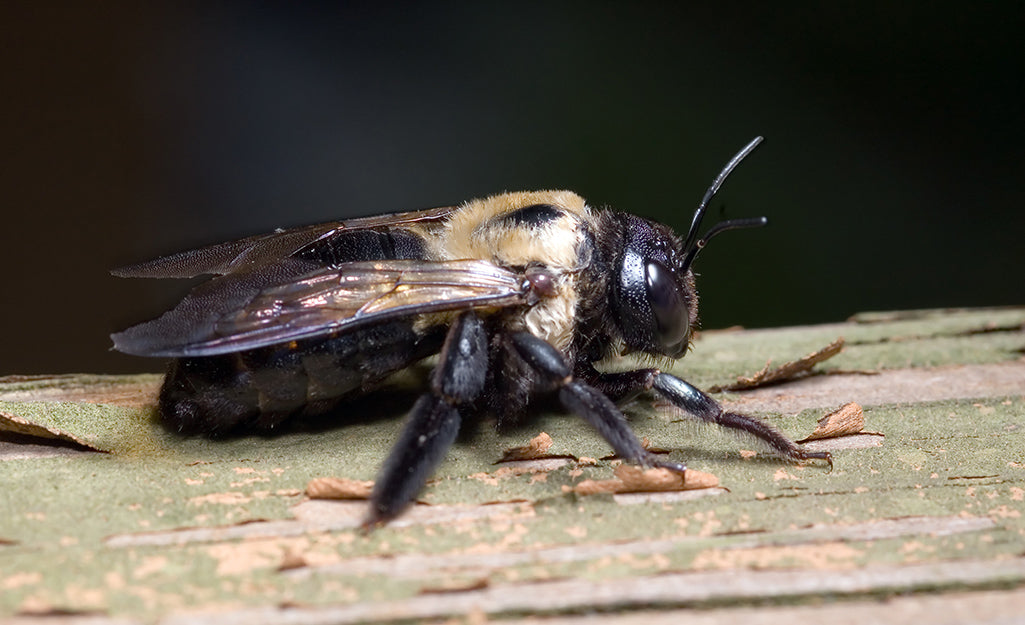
[{"left": 113, "top": 137, "right": 831, "bottom": 526}]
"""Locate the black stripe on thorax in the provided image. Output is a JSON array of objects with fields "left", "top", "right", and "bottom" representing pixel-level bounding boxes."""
[{"left": 494, "top": 203, "right": 565, "bottom": 228}]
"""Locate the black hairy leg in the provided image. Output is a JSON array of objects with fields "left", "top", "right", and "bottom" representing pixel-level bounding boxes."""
[
  {"left": 652, "top": 373, "right": 832, "bottom": 466},
  {"left": 575, "top": 365, "right": 657, "bottom": 402},
  {"left": 583, "top": 366, "right": 831, "bottom": 466},
  {"left": 364, "top": 312, "right": 489, "bottom": 528},
  {"left": 509, "top": 332, "right": 686, "bottom": 473}
]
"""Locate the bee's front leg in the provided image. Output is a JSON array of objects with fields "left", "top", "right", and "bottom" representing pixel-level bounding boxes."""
[
  {"left": 509, "top": 332, "right": 686, "bottom": 474},
  {"left": 611, "top": 371, "right": 833, "bottom": 466},
  {"left": 576, "top": 365, "right": 658, "bottom": 402},
  {"left": 652, "top": 373, "right": 831, "bottom": 465},
  {"left": 364, "top": 312, "right": 489, "bottom": 528},
  {"left": 581, "top": 367, "right": 830, "bottom": 466}
]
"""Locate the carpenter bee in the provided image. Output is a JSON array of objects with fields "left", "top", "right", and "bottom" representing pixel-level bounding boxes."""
[{"left": 113, "top": 137, "right": 831, "bottom": 526}]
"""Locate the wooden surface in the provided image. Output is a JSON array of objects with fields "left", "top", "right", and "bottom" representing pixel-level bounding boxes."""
[{"left": 1, "top": 307, "right": 1024, "bottom": 624}]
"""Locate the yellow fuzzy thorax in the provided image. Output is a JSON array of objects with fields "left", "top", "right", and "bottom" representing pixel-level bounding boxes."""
[{"left": 427, "top": 190, "right": 594, "bottom": 350}]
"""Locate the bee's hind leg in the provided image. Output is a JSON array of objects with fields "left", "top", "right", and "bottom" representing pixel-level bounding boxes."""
[
  {"left": 363, "top": 312, "right": 489, "bottom": 528},
  {"left": 508, "top": 332, "right": 685, "bottom": 473}
]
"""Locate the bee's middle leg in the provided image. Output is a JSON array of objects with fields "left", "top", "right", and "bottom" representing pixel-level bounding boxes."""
[
  {"left": 365, "top": 312, "right": 489, "bottom": 527},
  {"left": 508, "top": 332, "right": 686, "bottom": 473}
]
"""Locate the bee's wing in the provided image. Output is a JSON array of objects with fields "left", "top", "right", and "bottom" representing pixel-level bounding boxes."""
[
  {"left": 112, "top": 259, "right": 529, "bottom": 357},
  {"left": 111, "top": 205, "right": 459, "bottom": 279}
]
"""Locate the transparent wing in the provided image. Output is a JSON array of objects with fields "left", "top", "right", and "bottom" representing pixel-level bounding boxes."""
[
  {"left": 112, "top": 259, "right": 529, "bottom": 357},
  {"left": 111, "top": 205, "right": 459, "bottom": 279}
]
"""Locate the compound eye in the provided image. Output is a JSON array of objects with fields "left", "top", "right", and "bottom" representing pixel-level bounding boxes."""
[{"left": 645, "top": 260, "right": 689, "bottom": 349}]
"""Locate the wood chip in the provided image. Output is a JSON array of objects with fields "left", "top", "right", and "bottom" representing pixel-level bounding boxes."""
[
  {"left": 572, "top": 466, "right": 718, "bottom": 495},
  {"left": 571, "top": 478, "right": 622, "bottom": 496},
  {"left": 616, "top": 465, "right": 719, "bottom": 491},
  {"left": 306, "top": 477, "right": 374, "bottom": 500},
  {"left": 499, "top": 431, "right": 555, "bottom": 462},
  {"left": 0, "top": 410, "right": 105, "bottom": 452},
  {"left": 798, "top": 402, "right": 868, "bottom": 442},
  {"left": 709, "top": 337, "right": 846, "bottom": 392},
  {"left": 277, "top": 549, "right": 308, "bottom": 571}
]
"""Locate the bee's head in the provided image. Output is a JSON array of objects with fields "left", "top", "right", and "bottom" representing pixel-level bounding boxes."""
[
  {"left": 612, "top": 216, "right": 696, "bottom": 359},
  {"left": 610, "top": 137, "right": 768, "bottom": 361}
]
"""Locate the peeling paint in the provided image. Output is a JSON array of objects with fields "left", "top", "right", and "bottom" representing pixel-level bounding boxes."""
[{"left": 1, "top": 309, "right": 1025, "bottom": 622}]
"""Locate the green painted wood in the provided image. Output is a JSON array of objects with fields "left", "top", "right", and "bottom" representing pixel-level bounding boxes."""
[{"left": 1, "top": 307, "right": 1023, "bottom": 623}]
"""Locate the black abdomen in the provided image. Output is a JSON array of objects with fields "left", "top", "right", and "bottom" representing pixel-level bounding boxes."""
[
  {"left": 159, "top": 225, "right": 439, "bottom": 435},
  {"left": 160, "top": 321, "right": 445, "bottom": 435}
]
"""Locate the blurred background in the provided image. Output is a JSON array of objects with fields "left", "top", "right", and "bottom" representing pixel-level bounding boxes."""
[{"left": 4, "top": 3, "right": 1024, "bottom": 375}]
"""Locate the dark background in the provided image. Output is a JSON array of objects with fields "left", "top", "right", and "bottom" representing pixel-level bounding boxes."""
[{"left": 4, "top": 3, "right": 1024, "bottom": 375}]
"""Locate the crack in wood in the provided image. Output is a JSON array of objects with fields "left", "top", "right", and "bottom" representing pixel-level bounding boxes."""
[
  {"left": 280, "top": 515, "right": 995, "bottom": 580},
  {"left": 163, "top": 555, "right": 1024, "bottom": 625}
]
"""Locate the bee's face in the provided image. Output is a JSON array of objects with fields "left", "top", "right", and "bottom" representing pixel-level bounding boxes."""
[{"left": 612, "top": 215, "right": 697, "bottom": 360}]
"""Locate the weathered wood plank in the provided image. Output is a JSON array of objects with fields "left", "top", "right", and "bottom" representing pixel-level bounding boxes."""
[{"left": 1, "top": 307, "right": 1023, "bottom": 623}]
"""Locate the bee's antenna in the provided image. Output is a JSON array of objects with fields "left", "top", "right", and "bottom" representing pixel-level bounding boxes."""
[{"left": 680, "top": 136, "right": 767, "bottom": 271}]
